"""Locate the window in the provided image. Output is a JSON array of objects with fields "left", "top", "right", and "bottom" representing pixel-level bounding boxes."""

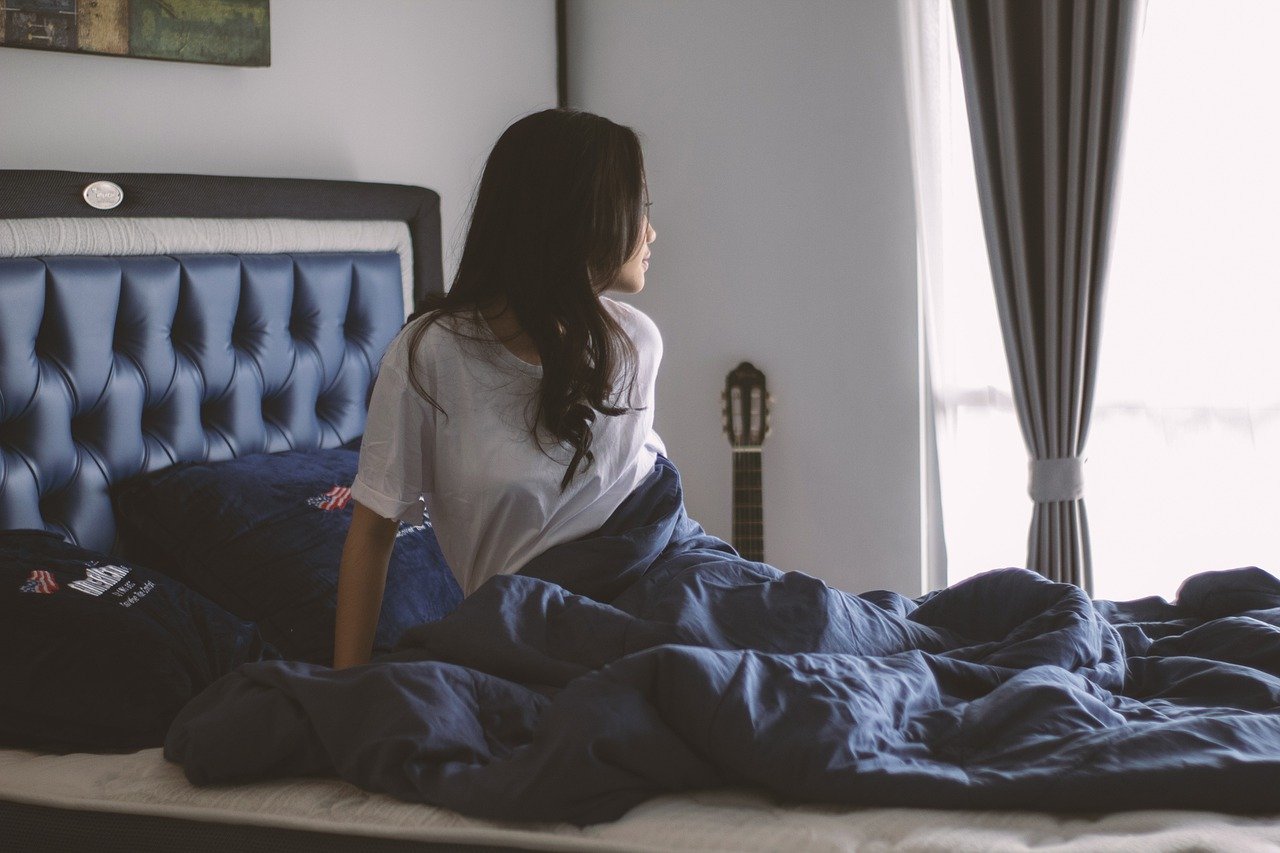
[{"left": 924, "top": 0, "right": 1280, "bottom": 601}]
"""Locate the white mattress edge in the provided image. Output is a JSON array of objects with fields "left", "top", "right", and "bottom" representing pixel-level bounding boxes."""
[
  {"left": 0, "top": 778, "right": 664, "bottom": 853},
  {"left": 6, "top": 747, "right": 1280, "bottom": 852}
]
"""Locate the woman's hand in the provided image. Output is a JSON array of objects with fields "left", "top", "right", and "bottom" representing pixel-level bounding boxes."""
[{"left": 333, "top": 502, "right": 400, "bottom": 669}]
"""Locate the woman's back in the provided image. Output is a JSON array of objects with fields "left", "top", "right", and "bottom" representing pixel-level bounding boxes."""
[{"left": 352, "top": 296, "right": 666, "bottom": 595}]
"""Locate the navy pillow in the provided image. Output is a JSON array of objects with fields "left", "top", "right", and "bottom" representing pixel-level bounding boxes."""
[
  {"left": 112, "top": 447, "right": 462, "bottom": 666},
  {"left": 0, "top": 529, "right": 275, "bottom": 752}
]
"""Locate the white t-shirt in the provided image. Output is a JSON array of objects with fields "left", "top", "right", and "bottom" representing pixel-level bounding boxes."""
[{"left": 351, "top": 295, "right": 666, "bottom": 595}]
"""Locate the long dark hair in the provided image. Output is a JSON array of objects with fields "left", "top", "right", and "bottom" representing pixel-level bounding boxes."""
[{"left": 403, "top": 108, "right": 649, "bottom": 491}]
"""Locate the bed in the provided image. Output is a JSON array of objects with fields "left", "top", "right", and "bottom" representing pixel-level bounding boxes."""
[{"left": 4, "top": 169, "right": 1280, "bottom": 852}]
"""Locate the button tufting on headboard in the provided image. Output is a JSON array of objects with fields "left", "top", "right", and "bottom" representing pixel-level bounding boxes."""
[{"left": 0, "top": 252, "right": 404, "bottom": 553}]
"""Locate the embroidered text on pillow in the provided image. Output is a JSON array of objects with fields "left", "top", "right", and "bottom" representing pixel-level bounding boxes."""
[
  {"left": 307, "top": 486, "right": 353, "bottom": 512},
  {"left": 397, "top": 521, "right": 428, "bottom": 539},
  {"left": 69, "top": 564, "right": 130, "bottom": 597}
]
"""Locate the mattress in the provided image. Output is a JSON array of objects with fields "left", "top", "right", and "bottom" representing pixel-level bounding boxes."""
[{"left": 4, "top": 747, "right": 1280, "bottom": 852}]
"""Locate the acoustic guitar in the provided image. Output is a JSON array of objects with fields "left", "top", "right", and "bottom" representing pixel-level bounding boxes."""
[{"left": 721, "top": 362, "right": 771, "bottom": 562}]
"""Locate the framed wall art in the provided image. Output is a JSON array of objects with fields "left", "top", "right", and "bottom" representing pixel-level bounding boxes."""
[{"left": 0, "top": 0, "right": 270, "bottom": 67}]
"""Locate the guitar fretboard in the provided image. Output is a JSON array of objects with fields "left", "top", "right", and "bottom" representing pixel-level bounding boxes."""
[{"left": 732, "top": 449, "right": 764, "bottom": 562}]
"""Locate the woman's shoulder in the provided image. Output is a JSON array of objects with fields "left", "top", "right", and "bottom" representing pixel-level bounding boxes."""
[
  {"left": 381, "top": 311, "right": 475, "bottom": 378},
  {"left": 600, "top": 296, "right": 662, "bottom": 350}
]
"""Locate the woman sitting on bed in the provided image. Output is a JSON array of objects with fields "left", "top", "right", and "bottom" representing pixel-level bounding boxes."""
[{"left": 333, "top": 108, "right": 662, "bottom": 669}]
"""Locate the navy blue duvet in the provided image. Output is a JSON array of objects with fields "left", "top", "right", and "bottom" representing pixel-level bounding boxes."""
[{"left": 166, "top": 456, "right": 1280, "bottom": 824}]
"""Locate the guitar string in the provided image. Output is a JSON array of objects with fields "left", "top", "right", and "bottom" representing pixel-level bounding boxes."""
[
  {"left": 728, "top": 377, "right": 766, "bottom": 559},
  {"left": 732, "top": 448, "right": 764, "bottom": 556}
]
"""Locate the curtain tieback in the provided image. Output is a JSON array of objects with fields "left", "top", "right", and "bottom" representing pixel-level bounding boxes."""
[{"left": 1028, "top": 456, "right": 1084, "bottom": 503}]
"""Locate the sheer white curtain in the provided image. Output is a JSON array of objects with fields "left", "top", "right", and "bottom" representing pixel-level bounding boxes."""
[
  {"left": 903, "top": 0, "right": 1025, "bottom": 591},
  {"left": 910, "top": 0, "right": 1280, "bottom": 600},
  {"left": 1088, "top": 0, "right": 1280, "bottom": 601}
]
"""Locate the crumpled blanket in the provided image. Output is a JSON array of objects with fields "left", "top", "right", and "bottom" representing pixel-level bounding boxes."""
[{"left": 165, "top": 455, "right": 1280, "bottom": 825}]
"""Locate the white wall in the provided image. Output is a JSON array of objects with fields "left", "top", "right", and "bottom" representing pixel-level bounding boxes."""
[
  {"left": 567, "top": 0, "right": 922, "bottom": 594},
  {"left": 0, "top": 0, "right": 557, "bottom": 283},
  {"left": 0, "top": 0, "right": 922, "bottom": 594}
]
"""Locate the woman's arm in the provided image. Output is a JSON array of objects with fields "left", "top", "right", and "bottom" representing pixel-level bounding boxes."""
[{"left": 333, "top": 501, "right": 400, "bottom": 669}]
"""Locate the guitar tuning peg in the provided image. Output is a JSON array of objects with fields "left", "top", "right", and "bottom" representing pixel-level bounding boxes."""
[
  {"left": 766, "top": 394, "right": 774, "bottom": 405},
  {"left": 764, "top": 427, "right": 772, "bottom": 439},
  {"left": 720, "top": 390, "right": 727, "bottom": 401}
]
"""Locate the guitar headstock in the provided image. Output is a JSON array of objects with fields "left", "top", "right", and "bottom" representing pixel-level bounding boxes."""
[{"left": 721, "top": 361, "right": 771, "bottom": 449}]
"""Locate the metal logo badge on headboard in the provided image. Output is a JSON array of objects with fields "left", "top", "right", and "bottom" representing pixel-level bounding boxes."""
[{"left": 82, "top": 181, "right": 124, "bottom": 210}]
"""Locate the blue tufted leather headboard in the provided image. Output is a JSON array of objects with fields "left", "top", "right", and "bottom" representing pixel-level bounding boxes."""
[{"left": 0, "top": 171, "right": 443, "bottom": 555}]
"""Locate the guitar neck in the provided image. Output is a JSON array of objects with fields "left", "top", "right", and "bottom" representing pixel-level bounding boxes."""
[{"left": 731, "top": 449, "right": 764, "bottom": 562}]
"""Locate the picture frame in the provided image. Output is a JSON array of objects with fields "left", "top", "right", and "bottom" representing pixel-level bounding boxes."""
[{"left": 0, "top": 0, "right": 270, "bottom": 67}]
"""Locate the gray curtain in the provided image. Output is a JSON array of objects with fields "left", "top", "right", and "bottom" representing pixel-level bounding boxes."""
[{"left": 951, "top": 0, "right": 1142, "bottom": 591}]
